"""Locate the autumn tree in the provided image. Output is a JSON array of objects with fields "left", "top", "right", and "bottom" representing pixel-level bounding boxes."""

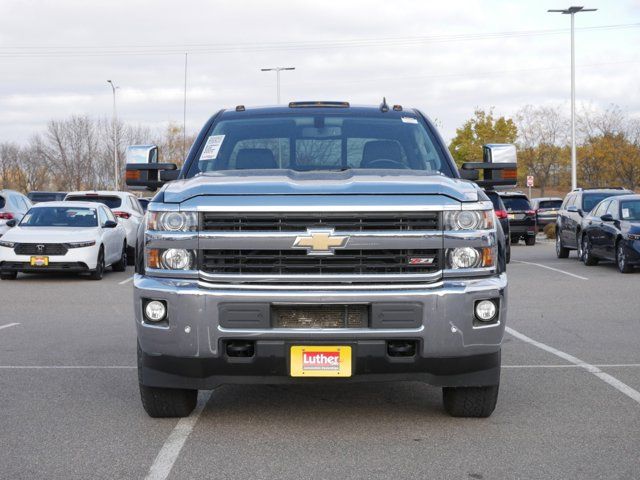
[
  {"left": 448, "top": 109, "right": 518, "bottom": 167},
  {"left": 515, "top": 105, "right": 569, "bottom": 196}
]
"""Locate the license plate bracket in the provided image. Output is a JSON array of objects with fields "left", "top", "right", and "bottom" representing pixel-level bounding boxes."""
[
  {"left": 290, "top": 345, "right": 352, "bottom": 377},
  {"left": 30, "top": 256, "right": 49, "bottom": 267}
]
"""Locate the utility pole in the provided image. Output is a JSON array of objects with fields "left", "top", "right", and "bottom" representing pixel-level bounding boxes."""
[
  {"left": 548, "top": 6, "right": 597, "bottom": 191},
  {"left": 183, "top": 53, "right": 188, "bottom": 160},
  {"left": 260, "top": 67, "right": 295, "bottom": 104},
  {"left": 107, "top": 79, "right": 119, "bottom": 190}
]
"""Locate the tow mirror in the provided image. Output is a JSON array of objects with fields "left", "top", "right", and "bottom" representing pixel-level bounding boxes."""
[
  {"left": 600, "top": 214, "right": 614, "bottom": 222},
  {"left": 460, "top": 144, "right": 518, "bottom": 188},
  {"left": 459, "top": 169, "right": 479, "bottom": 181},
  {"left": 6, "top": 219, "right": 16, "bottom": 228},
  {"left": 125, "top": 145, "right": 177, "bottom": 191}
]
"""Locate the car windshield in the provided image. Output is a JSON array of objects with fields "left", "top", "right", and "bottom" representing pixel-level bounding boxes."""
[
  {"left": 66, "top": 195, "right": 121, "bottom": 209},
  {"left": 620, "top": 200, "right": 640, "bottom": 221},
  {"left": 582, "top": 193, "right": 626, "bottom": 212},
  {"left": 20, "top": 207, "right": 98, "bottom": 227},
  {"left": 189, "top": 113, "right": 454, "bottom": 177},
  {"left": 538, "top": 200, "right": 562, "bottom": 209},
  {"left": 502, "top": 196, "right": 531, "bottom": 211}
]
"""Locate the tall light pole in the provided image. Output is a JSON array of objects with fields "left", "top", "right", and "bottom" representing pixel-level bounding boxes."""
[
  {"left": 548, "top": 6, "right": 597, "bottom": 191},
  {"left": 260, "top": 67, "right": 295, "bottom": 104},
  {"left": 107, "top": 79, "right": 119, "bottom": 190}
]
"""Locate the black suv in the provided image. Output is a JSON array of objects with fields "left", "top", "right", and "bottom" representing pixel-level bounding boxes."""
[
  {"left": 498, "top": 192, "right": 536, "bottom": 246},
  {"left": 555, "top": 188, "right": 633, "bottom": 258},
  {"left": 485, "top": 190, "right": 511, "bottom": 263}
]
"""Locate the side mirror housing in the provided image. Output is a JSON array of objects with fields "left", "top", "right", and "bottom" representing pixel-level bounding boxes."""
[
  {"left": 600, "top": 214, "right": 614, "bottom": 222},
  {"left": 460, "top": 144, "right": 518, "bottom": 188},
  {"left": 6, "top": 219, "right": 16, "bottom": 228},
  {"left": 459, "top": 169, "right": 479, "bottom": 181},
  {"left": 103, "top": 220, "right": 118, "bottom": 229},
  {"left": 125, "top": 145, "right": 177, "bottom": 191}
]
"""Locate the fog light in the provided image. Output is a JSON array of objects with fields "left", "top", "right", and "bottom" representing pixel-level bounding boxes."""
[
  {"left": 145, "top": 300, "right": 166, "bottom": 322},
  {"left": 475, "top": 300, "right": 497, "bottom": 322}
]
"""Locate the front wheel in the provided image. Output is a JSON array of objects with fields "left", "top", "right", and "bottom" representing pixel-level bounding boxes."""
[
  {"left": 137, "top": 343, "right": 197, "bottom": 417},
  {"left": 556, "top": 232, "right": 569, "bottom": 258},
  {"left": 506, "top": 243, "right": 511, "bottom": 264},
  {"left": 0, "top": 271, "right": 17, "bottom": 280},
  {"left": 582, "top": 236, "right": 598, "bottom": 266},
  {"left": 442, "top": 385, "right": 499, "bottom": 418},
  {"left": 88, "top": 248, "right": 105, "bottom": 280},
  {"left": 525, "top": 235, "right": 536, "bottom": 246},
  {"left": 617, "top": 242, "right": 633, "bottom": 273}
]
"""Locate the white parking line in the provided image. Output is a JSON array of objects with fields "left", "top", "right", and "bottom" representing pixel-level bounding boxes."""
[
  {"left": 145, "top": 390, "right": 213, "bottom": 480},
  {"left": 0, "top": 323, "right": 20, "bottom": 331},
  {"left": 503, "top": 363, "right": 640, "bottom": 369},
  {"left": 506, "top": 327, "right": 640, "bottom": 405},
  {"left": 118, "top": 276, "right": 134, "bottom": 285},
  {"left": 512, "top": 260, "right": 588, "bottom": 280}
]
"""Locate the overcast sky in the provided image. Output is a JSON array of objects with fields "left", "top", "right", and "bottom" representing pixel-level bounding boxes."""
[{"left": 1, "top": 0, "right": 638, "bottom": 146}]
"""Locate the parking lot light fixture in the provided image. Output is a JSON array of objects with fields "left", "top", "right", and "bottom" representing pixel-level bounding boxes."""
[
  {"left": 547, "top": 6, "right": 597, "bottom": 191},
  {"left": 260, "top": 67, "right": 295, "bottom": 104},
  {"left": 107, "top": 80, "right": 120, "bottom": 190}
]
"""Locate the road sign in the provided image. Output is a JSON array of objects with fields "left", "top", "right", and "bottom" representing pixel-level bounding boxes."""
[{"left": 526, "top": 176, "right": 534, "bottom": 188}]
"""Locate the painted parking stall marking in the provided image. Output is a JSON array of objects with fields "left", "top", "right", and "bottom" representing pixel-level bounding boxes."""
[
  {"left": 0, "top": 323, "right": 20, "bottom": 331},
  {"left": 512, "top": 260, "right": 588, "bottom": 280}
]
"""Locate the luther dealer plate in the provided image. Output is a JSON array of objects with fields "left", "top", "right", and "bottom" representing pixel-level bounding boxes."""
[
  {"left": 290, "top": 346, "right": 352, "bottom": 377},
  {"left": 30, "top": 256, "right": 49, "bottom": 267}
]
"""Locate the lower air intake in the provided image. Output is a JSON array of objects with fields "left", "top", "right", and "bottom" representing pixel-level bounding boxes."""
[{"left": 272, "top": 305, "right": 368, "bottom": 329}]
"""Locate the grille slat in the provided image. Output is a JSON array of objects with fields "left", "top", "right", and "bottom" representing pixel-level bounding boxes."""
[
  {"left": 14, "top": 243, "right": 68, "bottom": 256},
  {"left": 201, "top": 249, "right": 439, "bottom": 275},
  {"left": 201, "top": 212, "right": 439, "bottom": 232}
]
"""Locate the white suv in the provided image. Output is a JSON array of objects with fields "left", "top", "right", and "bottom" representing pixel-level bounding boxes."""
[
  {"left": 0, "top": 190, "right": 32, "bottom": 237},
  {"left": 64, "top": 191, "right": 144, "bottom": 262}
]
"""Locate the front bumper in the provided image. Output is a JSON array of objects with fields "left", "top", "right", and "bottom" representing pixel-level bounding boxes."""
[
  {"left": 135, "top": 273, "right": 507, "bottom": 389},
  {"left": 0, "top": 245, "right": 100, "bottom": 271}
]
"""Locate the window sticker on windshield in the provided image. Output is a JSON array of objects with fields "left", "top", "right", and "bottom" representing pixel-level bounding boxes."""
[
  {"left": 200, "top": 135, "right": 225, "bottom": 160},
  {"left": 401, "top": 117, "right": 418, "bottom": 124},
  {"left": 622, "top": 208, "right": 630, "bottom": 219}
]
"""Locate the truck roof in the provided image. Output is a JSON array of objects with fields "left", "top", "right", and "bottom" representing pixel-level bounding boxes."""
[{"left": 219, "top": 103, "right": 418, "bottom": 120}]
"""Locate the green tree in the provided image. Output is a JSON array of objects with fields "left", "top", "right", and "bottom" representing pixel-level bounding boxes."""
[{"left": 449, "top": 109, "right": 518, "bottom": 167}]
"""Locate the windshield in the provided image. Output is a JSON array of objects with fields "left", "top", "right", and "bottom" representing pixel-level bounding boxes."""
[
  {"left": 502, "top": 196, "right": 531, "bottom": 211},
  {"left": 582, "top": 193, "right": 627, "bottom": 212},
  {"left": 538, "top": 200, "right": 562, "bottom": 209},
  {"left": 620, "top": 200, "right": 640, "bottom": 221},
  {"left": 188, "top": 113, "right": 454, "bottom": 177},
  {"left": 20, "top": 207, "right": 98, "bottom": 227},
  {"left": 66, "top": 196, "right": 121, "bottom": 209}
]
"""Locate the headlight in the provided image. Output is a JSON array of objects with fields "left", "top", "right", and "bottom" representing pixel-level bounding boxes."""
[
  {"left": 447, "top": 247, "right": 495, "bottom": 269},
  {"left": 444, "top": 210, "right": 494, "bottom": 230},
  {"left": 147, "top": 211, "right": 197, "bottom": 232},
  {"left": 146, "top": 248, "right": 195, "bottom": 270},
  {"left": 0, "top": 240, "right": 15, "bottom": 248},
  {"left": 67, "top": 240, "right": 96, "bottom": 248}
]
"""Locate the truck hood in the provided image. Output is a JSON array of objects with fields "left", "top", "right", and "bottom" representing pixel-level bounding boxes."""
[{"left": 163, "top": 170, "right": 479, "bottom": 203}]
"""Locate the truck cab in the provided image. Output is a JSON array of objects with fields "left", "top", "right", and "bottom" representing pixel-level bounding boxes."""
[{"left": 126, "top": 101, "right": 517, "bottom": 418}]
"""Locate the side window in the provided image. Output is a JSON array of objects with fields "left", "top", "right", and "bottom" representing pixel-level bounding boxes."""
[
  {"left": 97, "top": 208, "right": 108, "bottom": 226},
  {"left": 606, "top": 201, "right": 618, "bottom": 218},
  {"left": 593, "top": 201, "right": 609, "bottom": 217},
  {"left": 128, "top": 196, "right": 140, "bottom": 214},
  {"left": 563, "top": 194, "right": 574, "bottom": 209}
]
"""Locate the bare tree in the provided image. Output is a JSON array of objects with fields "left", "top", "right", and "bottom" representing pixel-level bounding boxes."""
[{"left": 0, "top": 143, "right": 20, "bottom": 189}]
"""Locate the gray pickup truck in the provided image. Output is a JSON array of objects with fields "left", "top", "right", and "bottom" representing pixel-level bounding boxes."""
[{"left": 125, "top": 101, "right": 517, "bottom": 419}]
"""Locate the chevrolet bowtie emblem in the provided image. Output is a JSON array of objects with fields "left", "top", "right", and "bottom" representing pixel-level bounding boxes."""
[{"left": 292, "top": 229, "right": 349, "bottom": 255}]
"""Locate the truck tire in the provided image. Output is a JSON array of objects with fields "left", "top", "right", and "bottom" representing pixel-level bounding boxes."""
[
  {"left": 442, "top": 385, "right": 499, "bottom": 418},
  {"left": 525, "top": 235, "right": 536, "bottom": 246},
  {"left": 137, "top": 344, "right": 197, "bottom": 418}
]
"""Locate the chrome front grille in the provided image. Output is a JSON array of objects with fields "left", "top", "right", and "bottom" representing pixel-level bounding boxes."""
[
  {"left": 200, "top": 249, "right": 440, "bottom": 275},
  {"left": 201, "top": 212, "right": 439, "bottom": 232}
]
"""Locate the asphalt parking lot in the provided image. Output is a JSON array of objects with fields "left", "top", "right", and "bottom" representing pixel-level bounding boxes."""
[{"left": 1, "top": 240, "right": 639, "bottom": 480}]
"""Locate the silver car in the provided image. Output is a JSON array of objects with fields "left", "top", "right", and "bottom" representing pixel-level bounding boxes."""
[{"left": 0, "top": 190, "right": 32, "bottom": 237}]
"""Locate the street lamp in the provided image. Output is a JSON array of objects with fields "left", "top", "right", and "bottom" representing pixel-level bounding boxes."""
[
  {"left": 548, "top": 6, "right": 597, "bottom": 191},
  {"left": 107, "top": 79, "right": 119, "bottom": 190},
  {"left": 260, "top": 67, "right": 295, "bottom": 104}
]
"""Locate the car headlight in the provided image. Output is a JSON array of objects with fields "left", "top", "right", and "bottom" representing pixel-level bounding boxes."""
[
  {"left": 447, "top": 247, "right": 495, "bottom": 269},
  {"left": 67, "top": 240, "right": 96, "bottom": 248},
  {"left": 0, "top": 240, "right": 15, "bottom": 248},
  {"left": 444, "top": 210, "right": 494, "bottom": 230},
  {"left": 146, "top": 211, "right": 197, "bottom": 232},
  {"left": 146, "top": 248, "right": 195, "bottom": 270}
]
